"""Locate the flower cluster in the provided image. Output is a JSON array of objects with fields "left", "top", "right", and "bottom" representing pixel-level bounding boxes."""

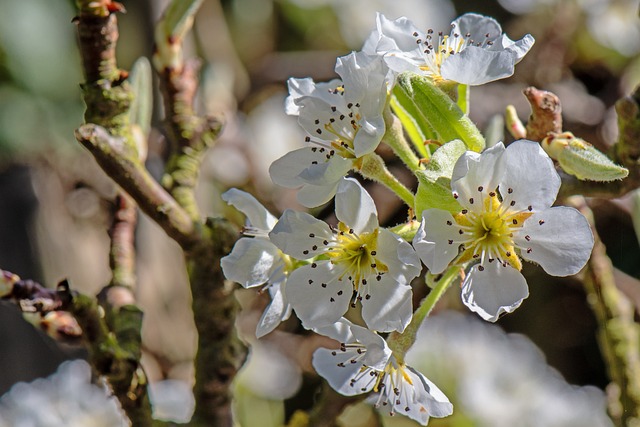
[{"left": 221, "top": 11, "right": 595, "bottom": 424}]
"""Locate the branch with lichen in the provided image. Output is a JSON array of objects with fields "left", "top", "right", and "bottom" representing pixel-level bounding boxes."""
[
  {"left": 151, "top": 2, "right": 247, "bottom": 425},
  {"left": 0, "top": 269, "right": 154, "bottom": 425},
  {"left": 571, "top": 198, "right": 640, "bottom": 426}
]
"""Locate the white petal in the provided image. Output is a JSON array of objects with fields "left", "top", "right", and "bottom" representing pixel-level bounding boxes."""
[
  {"left": 496, "top": 139, "right": 560, "bottom": 211},
  {"left": 296, "top": 181, "right": 342, "bottom": 208},
  {"left": 406, "top": 366, "right": 453, "bottom": 419},
  {"left": 285, "top": 77, "right": 344, "bottom": 115},
  {"left": 451, "top": 142, "right": 505, "bottom": 204},
  {"left": 498, "top": 33, "right": 535, "bottom": 62},
  {"left": 451, "top": 13, "right": 502, "bottom": 44},
  {"left": 515, "top": 207, "right": 594, "bottom": 276},
  {"left": 313, "top": 318, "right": 357, "bottom": 343},
  {"left": 285, "top": 77, "right": 314, "bottom": 115},
  {"left": 298, "top": 155, "right": 353, "bottom": 186},
  {"left": 335, "top": 178, "right": 378, "bottom": 234},
  {"left": 297, "top": 96, "right": 346, "bottom": 142},
  {"left": 256, "top": 281, "right": 289, "bottom": 338},
  {"left": 441, "top": 47, "right": 519, "bottom": 86},
  {"left": 352, "top": 113, "right": 386, "bottom": 157},
  {"left": 312, "top": 348, "right": 375, "bottom": 396},
  {"left": 412, "top": 210, "right": 461, "bottom": 274},
  {"left": 361, "top": 277, "right": 413, "bottom": 333},
  {"left": 374, "top": 13, "right": 422, "bottom": 54},
  {"left": 269, "top": 147, "right": 351, "bottom": 190},
  {"left": 269, "top": 210, "right": 333, "bottom": 259},
  {"left": 377, "top": 229, "right": 422, "bottom": 281},
  {"left": 461, "top": 262, "right": 529, "bottom": 322},
  {"left": 222, "top": 189, "right": 277, "bottom": 231},
  {"left": 286, "top": 263, "right": 351, "bottom": 328},
  {"left": 350, "top": 325, "right": 392, "bottom": 370},
  {"left": 221, "top": 238, "right": 282, "bottom": 288}
]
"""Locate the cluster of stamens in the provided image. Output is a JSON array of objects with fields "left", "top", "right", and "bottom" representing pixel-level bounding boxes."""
[
  {"left": 303, "top": 224, "right": 387, "bottom": 305},
  {"left": 447, "top": 185, "right": 537, "bottom": 270},
  {"left": 330, "top": 343, "right": 418, "bottom": 414},
  {"left": 302, "top": 86, "right": 365, "bottom": 168},
  {"left": 411, "top": 22, "right": 494, "bottom": 76}
]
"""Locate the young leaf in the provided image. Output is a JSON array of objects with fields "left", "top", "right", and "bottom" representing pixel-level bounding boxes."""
[{"left": 415, "top": 140, "right": 467, "bottom": 216}]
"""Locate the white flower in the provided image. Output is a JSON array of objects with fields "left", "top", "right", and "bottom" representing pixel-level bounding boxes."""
[
  {"left": 220, "top": 189, "right": 293, "bottom": 338},
  {"left": 0, "top": 360, "right": 129, "bottom": 427},
  {"left": 365, "top": 12, "right": 534, "bottom": 86},
  {"left": 269, "top": 178, "right": 421, "bottom": 332},
  {"left": 407, "top": 311, "right": 613, "bottom": 427},
  {"left": 312, "top": 318, "right": 453, "bottom": 423},
  {"left": 413, "top": 140, "right": 594, "bottom": 321},
  {"left": 270, "top": 51, "right": 388, "bottom": 207}
]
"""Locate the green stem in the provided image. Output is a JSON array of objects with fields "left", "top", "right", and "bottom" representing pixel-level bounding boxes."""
[
  {"left": 358, "top": 153, "right": 415, "bottom": 208},
  {"left": 387, "top": 265, "right": 460, "bottom": 361},
  {"left": 383, "top": 106, "right": 424, "bottom": 173}
]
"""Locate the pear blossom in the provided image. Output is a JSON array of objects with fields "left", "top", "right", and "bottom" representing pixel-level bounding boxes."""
[
  {"left": 0, "top": 360, "right": 128, "bottom": 427},
  {"left": 364, "top": 12, "right": 534, "bottom": 86},
  {"left": 408, "top": 311, "right": 613, "bottom": 427},
  {"left": 220, "top": 189, "right": 294, "bottom": 338},
  {"left": 269, "top": 178, "right": 421, "bottom": 332},
  {"left": 413, "top": 140, "right": 594, "bottom": 321},
  {"left": 312, "top": 318, "right": 453, "bottom": 423},
  {"left": 270, "top": 51, "right": 389, "bottom": 207}
]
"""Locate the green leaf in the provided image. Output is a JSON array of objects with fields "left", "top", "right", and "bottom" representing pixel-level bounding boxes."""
[
  {"left": 457, "top": 83, "right": 470, "bottom": 115},
  {"left": 392, "top": 85, "right": 436, "bottom": 158},
  {"left": 390, "top": 94, "right": 429, "bottom": 158},
  {"left": 397, "top": 73, "right": 485, "bottom": 152},
  {"left": 415, "top": 139, "right": 466, "bottom": 216},
  {"left": 543, "top": 132, "right": 629, "bottom": 182}
]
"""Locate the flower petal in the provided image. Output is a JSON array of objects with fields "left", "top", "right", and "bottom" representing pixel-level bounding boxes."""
[
  {"left": 451, "top": 142, "right": 505, "bottom": 205},
  {"left": 406, "top": 366, "right": 454, "bottom": 420},
  {"left": 285, "top": 77, "right": 344, "bottom": 115},
  {"left": 350, "top": 325, "right": 392, "bottom": 370},
  {"left": 314, "top": 318, "right": 356, "bottom": 343},
  {"left": 451, "top": 13, "right": 502, "bottom": 44},
  {"left": 286, "top": 263, "right": 351, "bottom": 328},
  {"left": 413, "top": 210, "right": 461, "bottom": 274},
  {"left": 256, "top": 281, "right": 289, "bottom": 338},
  {"left": 269, "top": 210, "right": 333, "bottom": 259},
  {"left": 515, "top": 207, "right": 594, "bottom": 276},
  {"left": 461, "top": 262, "right": 529, "bottom": 322},
  {"left": 377, "top": 229, "right": 422, "bottom": 281},
  {"left": 296, "top": 181, "right": 342, "bottom": 208},
  {"left": 361, "top": 277, "right": 413, "bottom": 333},
  {"left": 222, "top": 189, "right": 277, "bottom": 231},
  {"left": 441, "top": 47, "right": 520, "bottom": 86},
  {"left": 298, "top": 155, "right": 353, "bottom": 187},
  {"left": 352, "top": 113, "right": 386, "bottom": 158},
  {"left": 221, "top": 238, "right": 282, "bottom": 288},
  {"left": 312, "top": 348, "right": 375, "bottom": 396},
  {"left": 335, "top": 178, "right": 378, "bottom": 234},
  {"left": 496, "top": 140, "right": 560, "bottom": 211}
]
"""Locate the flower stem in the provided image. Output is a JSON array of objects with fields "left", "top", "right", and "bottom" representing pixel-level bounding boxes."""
[
  {"left": 358, "top": 152, "right": 415, "bottom": 208},
  {"left": 387, "top": 265, "right": 460, "bottom": 361},
  {"left": 383, "top": 106, "right": 424, "bottom": 173}
]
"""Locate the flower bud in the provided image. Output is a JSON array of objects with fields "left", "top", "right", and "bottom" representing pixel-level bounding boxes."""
[{"left": 542, "top": 132, "right": 628, "bottom": 182}]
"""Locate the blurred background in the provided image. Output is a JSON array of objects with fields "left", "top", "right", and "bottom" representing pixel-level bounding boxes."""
[{"left": 0, "top": 0, "right": 639, "bottom": 425}]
